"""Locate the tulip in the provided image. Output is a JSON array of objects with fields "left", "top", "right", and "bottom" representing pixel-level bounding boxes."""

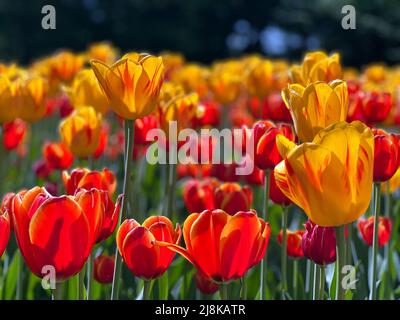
[
  {"left": 171, "top": 64, "right": 209, "bottom": 98},
  {"left": 43, "top": 142, "right": 74, "bottom": 170},
  {"left": 0, "top": 75, "right": 19, "bottom": 123},
  {"left": 0, "top": 208, "right": 10, "bottom": 258},
  {"left": 91, "top": 53, "right": 165, "bottom": 120},
  {"left": 192, "top": 100, "right": 220, "bottom": 128},
  {"left": 62, "top": 167, "right": 116, "bottom": 196},
  {"left": 209, "top": 61, "right": 242, "bottom": 105},
  {"left": 183, "top": 178, "right": 220, "bottom": 213},
  {"left": 262, "top": 92, "right": 292, "bottom": 123},
  {"left": 274, "top": 121, "right": 374, "bottom": 227},
  {"left": 32, "top": 159, "right": 53, "bottom": 179},
  {"left": 94, "top": 254, "right": 115, "bottom": 284},
  {"left": 93, "top": 124, "right": 109, "bottom": 159},
  {"left": 382, "top": 167, "right": 400, "bottom": 193},
  {"left": 10, "top": 187, "right": 107, "bottom": 280},
  {"left": 49, "top": 50, "right": 85, "bottom": 83},
  {"left": 372, "top": 129, "right": 400, "bottom": 182},
  {"left": 2, "top": 119, "right": 27, "bottom": 150},
  {"left": 158, "top": 209, "right": 270, "bottom": 286},
  {"left": 134, "top": 114, "right": 158, "bottom": 145},
  {"left": 161, "top": 52, "right": 185, "bottom": 80},
  {"left": 211, "top": 163, "right": 240, "bottom": 182},
  {"left": 277, "top": 229, "right": 304, "bottom": 258},
  {"left": 269, "top": 171, "right": 291, "bottom": 206},
  {"left": 195, "top": 272, "right": 219, "bottom": 295},
  {"left": 246, "top": 59, "right": 273, "bottom": 98},
  {"left": 302, "top": 220, "right": 336, "bottom": 265},
  {"left": 357, "top": 216, "right": 392, "bottom": 247},
  {"left": 66, "top": 69, "right": 110, "bottom": 114},
  {"left": 59, "top": 106, "right": 102, "bottom": 158},
  {"left": 289, "top": 51, "right": 342, "bottom": 86},
  {"left": 214, "top": 182, "right": 252, "bottom": 215},
  {"left": 86, "top": 42, "right": 118, "bottom": 65},
  {"left": 117, "top": 216, "right": 181, "bottom": 280},
  {"left": 361, "top": 91, "right": 391, "bottom": 123},
  {"left": 282, "top": 80, "right": 348, "bottom": 142}
]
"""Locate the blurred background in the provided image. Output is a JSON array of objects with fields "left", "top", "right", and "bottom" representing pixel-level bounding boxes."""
[{"left": 0, "top": 0, "right": 399, "bottom": 67}]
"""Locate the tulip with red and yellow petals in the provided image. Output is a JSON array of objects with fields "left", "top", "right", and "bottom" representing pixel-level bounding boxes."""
[
  {"left": 214, "top": 182, "right": 252, "bottom": 215},
  {"left": 372, "top": 129, "right": 400, "bottom": 182},
  {"left": 2, "top": 119, "right": 27, "bottom": 151},
  {"left": 357, "top": 216, "right": 392, "bottom": 247},
  {"left": 274, "top": 121, "right": 374, "bottom": 227},
  {"left": 94, "top": 254, "right": 115, "bottom": 284},
  {"left": 49, "top": 50, "right": 85, "bottom": 83},
  {"left": 59, "top": 106, "right": 102, "bottom": 158},
  {"left": 159, "top": 209, "right": 270, "bottom": 283},
  {"left": 117, "top": 216, "right": 181, "bottom": 280},
  {"left": 277, "top": 229, "right": 304, "bottom": 258},
  {"left": 91, "top": 53, "right": 164, "bottom": 120},
  {"left": 86, "top": 42, "right": 118, "bottom": 65},
  {"left": 43, "top": 141, "right": 74, "bottom": 170}
]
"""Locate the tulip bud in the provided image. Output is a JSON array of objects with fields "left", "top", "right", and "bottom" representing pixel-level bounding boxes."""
[
  {"left": 214, "top": 182, "right": 252, "bottom": 215},
  {"left": 32, "top": 159, "right": 53, "bottom": 179},
  {"left": 269, "top": 171, "right": 291, "bottom": 206},
  {"left": 277, "top": 229, "right": 304, "bottom": 258},
  {"left": 0, "top": 210, "right": 10, "bottom": 258},
  {"left": 43, "top": 142, "right": 74, "bottom": 170},
  {"left": 94, "top": 254, "right": 115, "bottom": 284},
  {"left": 262, "top": 92, "right": 292, "bottom": 123},
  {"left": 183, "top": 178, "right": 220, "bottom": 213},
  {"left": 357, "top": 216, "right": 392, "bottom": 247},
  {"left": 373, "top": 129, "right": 400, "bottom": 182},
  {"left": 361, "top": 91, "right": 391, "bottom": 124},
  {"left": 134, "top": 114, "right": 158, "bottom": 145},
  {"left": 2, "top": 119, "right": 27, "bottom": 151}
]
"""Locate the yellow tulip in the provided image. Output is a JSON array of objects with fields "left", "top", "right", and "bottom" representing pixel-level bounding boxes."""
[
  {"left": 274, "top": 121, "right": 374, "bottom": 227},
  {"left": 282, "top": 80, "right": 348, "bottom": 142},
  {"left": 171, "top": 64, "right": 209, "bottom": 98},
  {"left": 289, "top": 51, "right": 342, "bottom": 86},
  {"left": 65, "top": 69, "right": 109, "bottom": 114},
  {"left": 59, "top": 106, "right": 102, "bottom": 158},
  {"left": 209, "top": 60, "right": 242, "bottom": 104},
  {"left": 0, "top": 75, "right": 19, "bottom": 123},
  {"left": 49, "top": 50, "right": 85, "bottom": 83},
  {"left": 86, "top": 42, "right": 118, "bottom": 65},
  {"left": 246, "top": 59, "right": 273, "bottom": 98},
  {"left": 90, "top": 53, "right": 164, "bottom": 120}
]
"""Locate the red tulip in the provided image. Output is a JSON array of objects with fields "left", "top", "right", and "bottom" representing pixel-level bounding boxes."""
[
  {"left": 0, "top": 209, "right": 10, "bottom": 258},
  {"left": 243, "top": 165, "right": 264, "bottom": 186},
  {"left": 177, "top": 163, "right": 212, "bottom": 179},
  {"left": 2, "top": 119, "right": 27, "bottom": 150},
  {"left": 62, "top": 168, "right": 117, "bottom": 196},
  {"left": 183, "top": 178, "right": 220, "bottom": 213},
  {"left": 347, "top": 91, "right": 365, "bottom": 122},
  {"left": 361, "top": 91, "right": 392, "bottom": 123},
  {"left": 357, "top": 216, "right": 392, "bottom": 247},
  {"left": 93, "top": 124, "right": 109, "bottom": 159},
  {"left": 192, "top": 100, "right": 221, "bottom": 128},
  {"left": 277, "top": 229, "right": 304, "bottom": 258},
  {"left": 214, "top": 182, "right": 252, "bottom": 215},
  {"left": 373, "top": 129, "right": 400, "bottom": 182},
  {"left": 195, "top": 272, "right": 219, "bottom": 294},
  {"left": 10, "top": 187, "right": 107, "bottom": 280},
  {"left": 262, "top": 92, "right": 292, "bottom": 123},
  {"left": 301, "top": 220, "right": 336, "bottom": 265},
  {"left": 94, "top": 254, "right": 115, "bottom": 284},
  {"left": 117, "top": 216, "right": 181, "bottom": 280},
  {"left": 269, "top": 171, "right": 291, "bottom": 206},
  {"left": 159, "top": 209, "right": 270, "bottom": 282},
  {"left": 32, "top": 159, "right": 53, "bottom": 180},
  {"left": 43, "top": 142, "right": 74, "bottom": 170},
  {"left": 211, "top": 163, "right": 240, "bottom": 182},
  {"left": 134, "top": 114, "right": 158, "bottom": 145}
]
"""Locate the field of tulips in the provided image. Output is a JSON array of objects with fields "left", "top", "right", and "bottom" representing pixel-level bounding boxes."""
[{"left": 0, "top": 43, "right": 399, "bottom": 303}]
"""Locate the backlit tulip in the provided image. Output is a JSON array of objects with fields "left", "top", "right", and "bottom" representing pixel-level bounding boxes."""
[
  {"left": 49, "top": 51, "right": 85, "bottom": 83},
  {"left": 183, "top": 178, "right": 220, "bottom": 213},
  {"left": 361, "top": 91, "right": 391, "bottom": 123},
  {"left": 274, "top": 121, "right": 374, "bottom": 226},
  {"left": 62, "top": 167, "right": 116, "bottom": 196},
  {"left": 10, "top": 187, "right": 106, "bottom": 280},
  {"left": 59, "top": 106, "right": 102, "bottom": 158},
  {"left": 357, "top": 216, "right": 392, "bottom": 247},
  {"left": 192, "top": 100, "right": 221, "bottom": 128},
  {"left": 134, "top": 114, "right": 158, "bottom": 145},
  {"left": 214, "top": 182, "right": 252, "bottom": 215},
  {"left": 66, "top": 69, "right": 110, "bottom": 114},
  {"left": 17, "top": 76, "right": 48, "bottom": 123},
  {"left": 246, "top": 59, "right": 273, "bottom": 98},
  {"left": 117, "top": 216, "right": 181, "bottom": 280},
  {"left": 302, "top": 220, "right": 336, "bottom": 265},
  {"left": 2, "top": 119, "right": 27, "bottom": 150},
  {"left": 269, "top": 171, "right": 291, "bottom": 206},
  {"left": 43, "top": 142, "right": 74, "bottom": 170},
  {"left": 262, "top": 92, "right": 292, "bottom": 123},
  {"left": 0, "top": 208, "right": 10, "bottom": 257},
  {"left": 209, "top": 61, "right": 242, "bottom": 104},
  {"left": 282, "top": 80, "right": 348, "bottom": 142},
  {"left": 94, "top": 254, "right": 115, "bottom": 284},
  {"left": 86, "top": 42, "right": 118, "bottom": 65},
  {"left": 93, "top": 124, "right": 109, "bottom": 159},
  {"left": 277, "top": 229, "right": 304, "bottom": 258},
  {"left": 0, "top": 75, "right": 19, "bottom": 123},
  {"left": 172, "top": 64, "right": 209, "bottom": 98},
  {"left": 195, "top": 272, "right": 219, "bottom": 295},
  {"left": 159, "top": 209, "right": 270, "bottom": 283},
  {"left": 289, "top": 51, "right": 342, "bottom": 86},
  {"left": 372, "top": 129, "right": 400, "bottom": 182},
  {"left": 91, "top": 54, "right": 165, "bottom": 120}
]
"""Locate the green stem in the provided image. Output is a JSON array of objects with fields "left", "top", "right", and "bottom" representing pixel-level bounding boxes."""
[
  {"left": 319, "top": 265, "right": 325, "bottom": 300},
  {"left": 293, "top": 259, "right": 298, "bottom": 300},
  {"left": 16, "top": 251, "right": 23, "bottom": 300},
  {"left": 111, "top": 120, "right": 135, "bottom": 300},
  {"left": 312, "top": 263, "right": 320, "bottom": 300},
  {"left": 281, "top": 206, "right": 288, "bottom": 299},
  {"left": 86, "top": 251, "right": 95, "bottom": 300},
  {"left": 52, "top": 282, "right": 63, "bottom": 300},
  {"left": 78, "top": 269, "right": 85, "bottom": 299},
  {"left": 370, "top": 182, "right": 381, "bottom": 300},
  {"left": 335, "top": 224, "right": 346, "bottom": 300},
  {"left": 309, "top": 260, "right": 314, "bottom": 300},
  {"left": 240, "top": 276, "right": 247, "bottom": 300},
  {"left": 219, "top": 283, "right": 228, "bottom": 300},
  {"left": 143, "top": 280, "right": 153, "bottom": 300},
  {"left": 166, "top": 162, "right": 177, "bottom": 217},
  {"left": 384, "top": 181, "right": 392, "bottom": 299},
  {"left": 259, "top": 169, "right": 270, "bottom": 300}
]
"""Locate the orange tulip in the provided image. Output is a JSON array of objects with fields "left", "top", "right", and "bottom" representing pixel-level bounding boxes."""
[
  {"left": 117, "top": 216, "right": 181, "bottom": 280},
  {"left": 214, "top": 182, "right": 252, "bottom": 215},
  {"left": 2, "top": 119, "right": 27, "bottom": 151},
  {"left": 277, "top": 229, "right": 304, "bottom": 258},
  {"left": 357, "top": 216, "right": 392, "bottom": 247},
  {"left": 43, "top": 141, "right": 74, "bottom": 170}
]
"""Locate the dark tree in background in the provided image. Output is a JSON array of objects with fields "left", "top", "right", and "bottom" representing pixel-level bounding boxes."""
[{"left": 0, "top": 0, "right": 399, "bottom": 67}]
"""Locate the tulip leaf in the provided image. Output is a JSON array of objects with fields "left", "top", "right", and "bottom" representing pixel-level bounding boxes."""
[
  {"left": 158, "top": 271, "right": 169, "bottom": 300},
  {"left": 4, "top": 251, "right": 19, "bottom": 300}
]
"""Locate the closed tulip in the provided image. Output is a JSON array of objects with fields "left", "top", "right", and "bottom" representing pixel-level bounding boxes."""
[
  {"left": 357, "top": 216, "right": 392, "bottom": 247},
  {"left": 49, "top": 50, "right": 85, "bottom": 83},
  {"left": 183, "top": 178, "right": 220, "bottom": 213},
  {"left": 214, "top": 182, "right": 252, "bottom": 215},
  {"left": 277, "top": 229, "right": 304, "bottom": 258},
  {"left": 94, "top": 254, "right": 115, "bottom": 284},
  {"left": 2, "top": 119, "right": 27, "bottom": 150},
  {"left": 86, "top": 42, "right": 118, "bottom": 65},
  {"left": 246, "top": 59, "right": 273, "bottom": 98},
  {"left": 209, "top": 61, "right": 242, "bottom": 105},
  {"left": 91, "top": 53, "right": 165, "bottom": 120},
  {"left": 274, "top": 121, "right": 374, "bottom": 226},
  {"left": 282, "top": 80, "right": 348, "bottom": 142},
  {"left": 117, "top": 216, "right": 181, "bottom": 280},
  {"left": 262, "top": 92, "right": 292, "bottom": 123},
  {"left": 43, "top": 142, "right": 74, "bottom": 170},
  {"left": 59, "top": 106, "right": 102, "bottom": 158},
  {"left": 134, "top": 114, "right": 158, "bottom": 145},
  {"left": 372, "top": 129, "right": 400, "bottom": 182},
  {"left": 301, "top": 220, "right": 336, "bottom": 265},
  {"left": 159, "top": 209, "right": 270, "bottom": 283},
  {"left": 0, "top": 75, "right": 19, "bottom": 123},
  {"left": 361, "top": 91, "right": 391, "bottom": 124},
  {"left": 0, "top": 208, "right": 10, "bottom": 258},
  {"left": 269, "top": 171, "right": 291, "bottom": 206}
]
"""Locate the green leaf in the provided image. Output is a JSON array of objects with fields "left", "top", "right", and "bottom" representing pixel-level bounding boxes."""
[
  {"left": 4, "top": 252, "right": 19, "bottom": 300},
  {"left": 158, "top": 272, "right": 169, "bottom": 300}
]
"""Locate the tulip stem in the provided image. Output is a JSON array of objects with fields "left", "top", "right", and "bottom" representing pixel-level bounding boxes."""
[
  {"left": 86, "top": 251, "right": 95, "bottom": 300},
  {"left": 219, "top": 283, "right": 228, "bottom": 300},
  {"left": 78, "top": 269, "right": 85, "bottom": 299},
  {"left": 143, "top": 280, "right": 153, "bottom": 300},
  {"left": 319, "top": 265, "right": 325, "bottom": 300},
  {"left": 259, "top": 169, "right": 270, "bottom": 300},
  {"left": 293, "top": 259, "right": 298, "bottom": 300},
  {"left": 312, "top": 263, "right": 320, "bottom": 300},
  {"left": 240, "top": 276, "right": 247, "bottom": 300},
  {"left": 384, "top": 182, "right": 392, "bottom": 299},
  {"left": 335, "top": 224, "right": 346, "bottom": 300},
  {"left": 280, "top": 206, "right": 288, "bottom": 299},
  {"left": 111, "top": 120, "right": 135, "bottom": 300},
  {"left": 370, "top": 182, "right": 381, "bottom": 300},
  {"left": 52, "top": 283, "right": 63, "bottom": 300},
  {"left": 16, "top": 251, "right": 23, "bottom": 300},
  {"left": 166, "top": 162, "right": 177, "bottom": 217}
]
